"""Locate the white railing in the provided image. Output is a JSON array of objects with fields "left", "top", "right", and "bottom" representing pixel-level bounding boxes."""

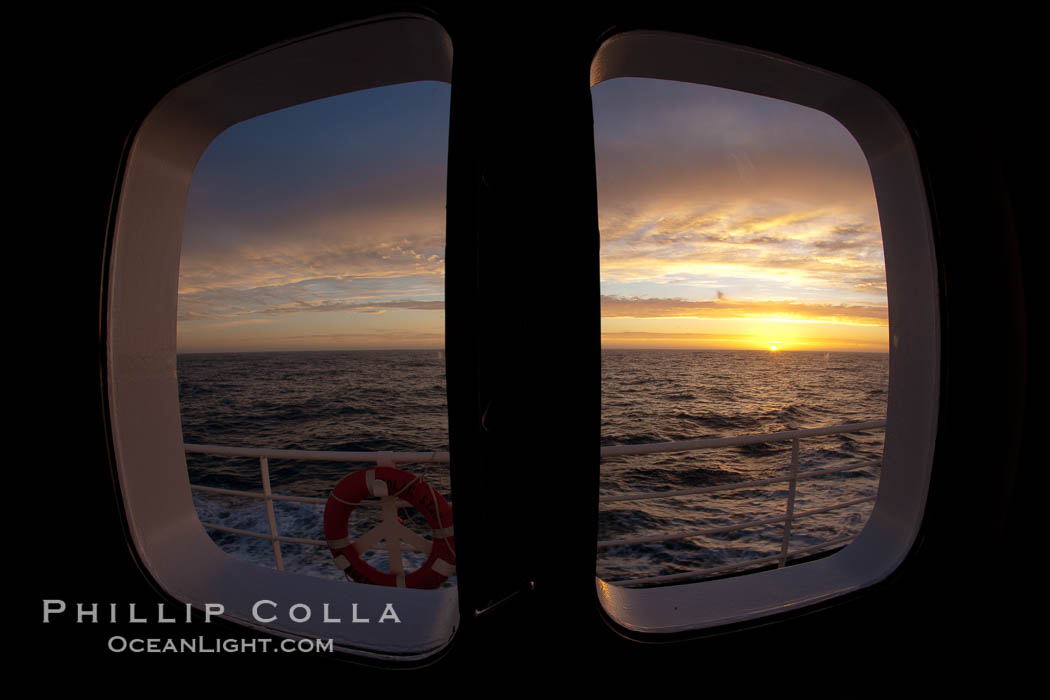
[
  {"left": 598, "top": 419, "right": 886, "bottom": 585},
  {"left": 186, "top": 419, "right": 884, "bottom": 584},
  {"left": 185, "top": 445, "right": 449, "bottom": 571}
]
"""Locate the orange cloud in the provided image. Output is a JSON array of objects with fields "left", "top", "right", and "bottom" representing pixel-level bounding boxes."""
[{"left": 600, "top": 295, "right": 887, "bottom": 326}]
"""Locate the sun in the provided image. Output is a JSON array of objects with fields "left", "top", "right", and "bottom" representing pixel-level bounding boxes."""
[{"left": 769, "top": 344, "right": 778, "bottom": 352}]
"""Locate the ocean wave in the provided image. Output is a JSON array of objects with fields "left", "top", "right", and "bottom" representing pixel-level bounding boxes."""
[{"left": 180, "top": 348, "right": 886, "bottom": 588}]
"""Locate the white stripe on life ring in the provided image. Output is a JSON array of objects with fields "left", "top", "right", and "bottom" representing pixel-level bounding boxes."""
[
  {"left": 432, "top": 559, "right": 456, "bottom": 577},
  {"left": 366, "top": 470, "right": 389, "bottom": 497},
  {"left": 333, "top": 555, "right": 351, "bottom": 570},
  {"left": 327, "top": 537, "right": 352, "bottom": 550},
  {"left": 432, "top": 526, "right": 454, "bottom": 539}
]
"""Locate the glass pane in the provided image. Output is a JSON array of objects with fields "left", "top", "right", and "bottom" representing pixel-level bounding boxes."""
[
  {"left": 594, "top": 78, "right": 888, "bottom": 586},
  {"left": 177, "top": 82, "right": 454, "bottom": 588}
]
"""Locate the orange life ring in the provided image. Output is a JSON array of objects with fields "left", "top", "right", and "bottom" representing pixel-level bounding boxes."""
[{"left": 323, "top": 467, "right": 455, "bottom": 589}]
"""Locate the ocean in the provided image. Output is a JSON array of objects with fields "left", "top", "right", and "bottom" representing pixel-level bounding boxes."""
[{"left": 179, "top": 349, "right": 887, "bottom": 587}]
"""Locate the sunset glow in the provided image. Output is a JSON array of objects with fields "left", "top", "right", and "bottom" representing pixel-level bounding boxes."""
[
  {"left": 594, "top": 78, "right": 888, "bottom": 353},
  {"left": 177, "top": 83, "right": 450, "bottom": 353},
  {"left": 176, "top": 78, "right": 888, "bottom": 354}
]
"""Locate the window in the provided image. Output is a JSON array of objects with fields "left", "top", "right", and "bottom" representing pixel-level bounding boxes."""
[
  {"left": 591, "top": 31, "right": 937, "bottom": 633},
  {"left": 105, "top": 19, "right": 938, "bottom": 656},
  {"left": 107, "top": 16, "right": 458, "bottom": 659},
  {"left": 178, "top": 81, "right": 453, "bottom": 587},
  {"left": 595, "top": 76, "right": 889, "bottom": 587}
]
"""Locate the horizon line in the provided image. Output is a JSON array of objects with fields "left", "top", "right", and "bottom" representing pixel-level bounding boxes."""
[{"left": 176, "top": 346, "right": 889, "bottom": 355}]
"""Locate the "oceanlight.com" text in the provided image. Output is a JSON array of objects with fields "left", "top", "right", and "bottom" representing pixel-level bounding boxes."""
[
  {"left": 106, "top": 636, "right": 334, "bottom": 653},
  {"left": 42, "top": 599, "right": 404, "bottom": 654}
]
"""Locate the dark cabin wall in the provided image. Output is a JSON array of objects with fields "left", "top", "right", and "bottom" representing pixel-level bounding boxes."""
[{"left": 22, "top": 4, "right": 1035, "bottom": 681}]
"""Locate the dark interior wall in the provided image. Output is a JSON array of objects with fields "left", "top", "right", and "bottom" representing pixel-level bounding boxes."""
[{"left": 22, "top": 4, "right": 1036, "bottom": 681}]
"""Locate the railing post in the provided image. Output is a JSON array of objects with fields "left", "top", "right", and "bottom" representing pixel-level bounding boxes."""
[
  {"left": 373, "top": 451, "right": 402, "bottom": 580},
  {"left": 259, "top": 456, "right": 284, "bottom": 571},
  {"left": 779, "top": 438, "right": 800, "bottom": 568}
]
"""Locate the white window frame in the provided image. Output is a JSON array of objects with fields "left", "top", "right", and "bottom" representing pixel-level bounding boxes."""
[
  {"left": 591, "top": 31, "right": 939, "bottom": 633},
  {"left": 106, "top": 15, "right": 458, "bottom": 659}
]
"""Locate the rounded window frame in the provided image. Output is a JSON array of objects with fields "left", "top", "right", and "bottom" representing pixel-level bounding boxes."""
[
  {"left": 106, "top": 14, "right": 458, "bottom": 660},
  {"left": 591, "top": 31, "right": 939, "bottom": 634}
]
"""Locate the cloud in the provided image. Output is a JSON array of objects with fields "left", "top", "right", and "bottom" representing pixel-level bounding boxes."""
[
  {"left": 599, "top": 329, "right": 888, "bottom": 351},
  {"left": 182, "top": 81, "right": 450, "bottom": 263},
  {"left": 178, "top": 233, "right": 446, "bottom": 295},
  {"left": 177, "top": 328, "right": 446, "bottom": 352},
  {"left": 277, "top": 331, "right": 444, "bottom": 343},
  {"left": 593, "top": 78, "right": 878, "bottom": 216},
  {"left": 601, "top": 330, "right": 760, "bottom": 343},
  {"left": 593, "top": 79, "right": 886, "bottom": 307},
  {"left": 598, "top": 200, "right": 886, "bottom": 298},
  {"left": 600, "top": 295, "right": 887, "bottom": 325},
  {"left": 294, "top": 300, "right": 444, "bottom": 314},
  {"left": 178, "top": 236, "right": 447, "bottom": 324},
  {"left": 178, "top": 289, "right": 444, "bottom": 322},
  {"left": 176, "top": 82, "right": 452, "bottom": 340}
]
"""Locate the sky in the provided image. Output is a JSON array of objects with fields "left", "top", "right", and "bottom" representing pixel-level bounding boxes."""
[
  {"left": 594, "top": 79, "right": 887, "bottom": 352},
  {"left": 177, "top": 82, "right": 451, "bottom": 352},
  {"left": 177, "top": 78, "right": 887, "bottom": 353}
]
